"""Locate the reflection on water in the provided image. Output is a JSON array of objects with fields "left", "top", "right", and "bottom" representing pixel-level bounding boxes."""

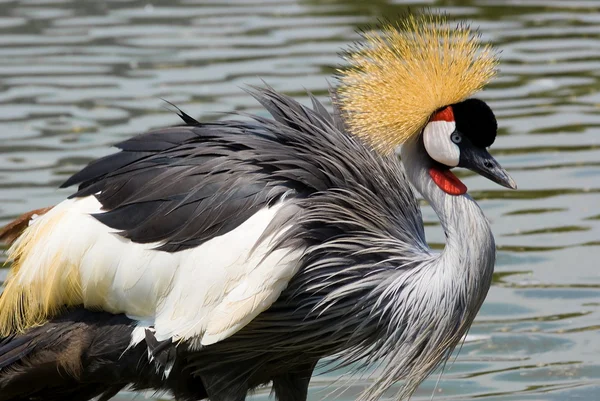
[{"left": 1, "top": 0, "right": 599, "bottom": 400}]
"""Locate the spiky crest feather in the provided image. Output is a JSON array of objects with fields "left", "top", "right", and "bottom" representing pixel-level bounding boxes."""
[{"left": 336, "top": 13, "right": 499, "bottom": 153}]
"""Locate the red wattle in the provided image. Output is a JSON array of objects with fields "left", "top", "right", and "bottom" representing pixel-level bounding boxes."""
[
  {"left": 430, "top": 106, "right": 455, "bottom": 122},
  {"left": 429, "top": 167, "right": 467, "bottom": 196}
]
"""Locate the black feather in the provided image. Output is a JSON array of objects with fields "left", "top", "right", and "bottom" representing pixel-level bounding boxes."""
[
  {"left": 452, "top": 98, "right": 497, "bottom": 148},
  {"left": 161, "top": 98, "right": 201, "bottom": 126},
  {"left": 144, "top": 329, "right": 176, "bottom": 371}
]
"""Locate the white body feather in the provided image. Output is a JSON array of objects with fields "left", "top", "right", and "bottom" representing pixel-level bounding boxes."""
[{"left": 10, "top": 196, "right": 302, "bottom": 346}]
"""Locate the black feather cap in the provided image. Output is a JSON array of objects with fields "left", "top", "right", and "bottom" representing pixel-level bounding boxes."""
[{"left": 452, "top": 98, "right": 497, "bottom": 148}]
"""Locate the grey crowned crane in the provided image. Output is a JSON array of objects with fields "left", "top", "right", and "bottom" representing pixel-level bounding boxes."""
[{"left": 0, "top": 14, "right": 515, "bottom": 401}]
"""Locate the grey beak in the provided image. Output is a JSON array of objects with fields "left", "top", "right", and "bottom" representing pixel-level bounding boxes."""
[{"left": 459, "top": 146, "right": 517, "bottom": 190}]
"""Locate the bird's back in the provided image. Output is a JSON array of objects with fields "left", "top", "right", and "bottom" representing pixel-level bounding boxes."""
[{"left": 63, "top": 87, "right": 425, "bottom": 253}]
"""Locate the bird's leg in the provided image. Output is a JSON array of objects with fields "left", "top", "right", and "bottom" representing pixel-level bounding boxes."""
[{"left": 272, "top": 361, "right": 317, "bottom": 401}]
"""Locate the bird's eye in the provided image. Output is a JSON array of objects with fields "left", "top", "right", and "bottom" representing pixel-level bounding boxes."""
[{"left": 451, "top": 133, "right": 462, "bottom": 144}]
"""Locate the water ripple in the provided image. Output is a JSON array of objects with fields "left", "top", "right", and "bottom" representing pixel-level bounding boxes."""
[{"left": 1, "top": 0, "right": 599, "bottom": 400}]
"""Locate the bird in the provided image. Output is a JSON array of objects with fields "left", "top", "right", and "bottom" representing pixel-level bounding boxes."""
[{"left": 0, "top": 13, "right": 515, "bottom": 401}]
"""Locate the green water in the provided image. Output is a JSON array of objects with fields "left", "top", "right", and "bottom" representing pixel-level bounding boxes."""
[{"left": 0, "top": 0, "right": 599, "bottom": 400}]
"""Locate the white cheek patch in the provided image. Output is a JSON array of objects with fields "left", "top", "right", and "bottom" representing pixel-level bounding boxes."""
[{"left": 423, "top": 121, "right": 460, "bottom": 167}]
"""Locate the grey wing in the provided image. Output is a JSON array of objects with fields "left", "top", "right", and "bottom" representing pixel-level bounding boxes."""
[
  {"left": 61, "top": 125, "right": 302, "bottom": 252},
  {"left": 61, "top": 86, "right": 426, "bottom": 254}
]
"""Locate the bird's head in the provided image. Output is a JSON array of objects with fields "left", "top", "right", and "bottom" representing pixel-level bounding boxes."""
[
  {"left": 337, "top": 13, "right": 516, "bottom": 195},
  {"left": 422, "top": 98, "right": 516, "bottom": 195}
]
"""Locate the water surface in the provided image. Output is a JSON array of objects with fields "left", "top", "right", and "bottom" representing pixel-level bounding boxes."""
[{"left": 0, "top": 0, "right": 599, "bottom": 400}]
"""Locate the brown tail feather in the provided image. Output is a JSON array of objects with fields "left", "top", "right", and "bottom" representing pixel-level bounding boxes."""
[
  {"left": 0, "top": 308, "right": 208, "bottom": 401},
  {"left": 0, "top": 309, "right": 141, "bottom": 401},
  {"left": 0, "top": 207, "right": 53, "bottom": 246}
]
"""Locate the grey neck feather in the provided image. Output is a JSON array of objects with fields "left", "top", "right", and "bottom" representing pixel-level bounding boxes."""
[
  {"left": 399, "top": 135, "right": 496, "bottom": 282},
  {"left": 368, "top": 135, "right": 497, "bottom": 400}
]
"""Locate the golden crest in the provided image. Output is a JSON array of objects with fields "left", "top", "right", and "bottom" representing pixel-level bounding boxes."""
[{"left": 336, "top": 13, "right": 499, "bottom": 153}]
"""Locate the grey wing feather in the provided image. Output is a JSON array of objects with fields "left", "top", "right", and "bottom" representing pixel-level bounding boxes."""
[{"left": 62, "top": 86, "right": 426, "bottom": 254}]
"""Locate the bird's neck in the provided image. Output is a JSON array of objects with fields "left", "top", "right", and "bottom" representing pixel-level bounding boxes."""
[{"left": 399, "top": 137, "right": 495, "bottom": 302}]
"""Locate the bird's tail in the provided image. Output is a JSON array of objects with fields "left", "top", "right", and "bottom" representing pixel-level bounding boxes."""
[
  {"left": 0, "top": 206, "right": 53, "bottom": 246},
  {"left": 0, "top": 308, "right": 145, "bottom": 401}
]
